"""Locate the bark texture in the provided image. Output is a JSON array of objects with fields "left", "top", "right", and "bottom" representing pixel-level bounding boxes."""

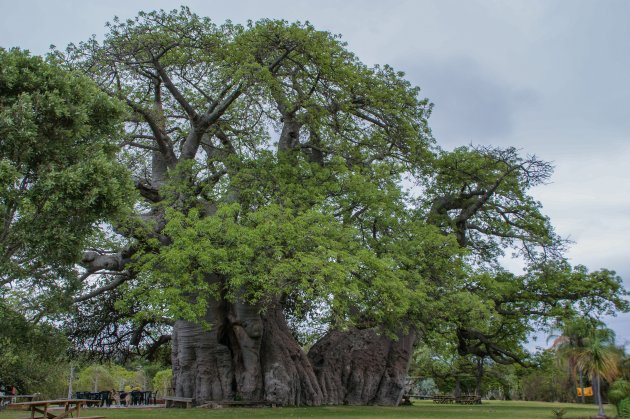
[
  {"left": 172, "top": 299, "right": 415, "bottom": 406},
  {"left": 259, "top": 307, "right": 324, "bottom": 406},
  {"left": 172, "top": 300, "right": 324, "bottom": 405},
  {"left": 308, "top": 327, "right": 417, "bottom": 405}
]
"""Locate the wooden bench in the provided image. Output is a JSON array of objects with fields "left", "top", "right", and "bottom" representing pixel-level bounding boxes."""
[{"left": 164, "top": 396, "right": 193, "bottom": 408}]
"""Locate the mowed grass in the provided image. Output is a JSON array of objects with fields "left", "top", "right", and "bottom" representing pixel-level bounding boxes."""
[{"left": 0, "top": 400, "right": 616, "bottom": 419}]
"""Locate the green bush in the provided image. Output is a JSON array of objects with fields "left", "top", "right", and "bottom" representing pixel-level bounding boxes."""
[
  {"left": 609, "top": 379, "right": 630, "bottom": 414},
  {"left": 76, "top": 365, "right": 115, "bottom": 392},
  {"left": 0, "top": 302, "right": 70, "bottom": 397},
  {"left": 619, "top": 398, "right": 630, "bottom": 419},
  {"left": 152, "top": 369, "right": 173, "bottom": 397}
]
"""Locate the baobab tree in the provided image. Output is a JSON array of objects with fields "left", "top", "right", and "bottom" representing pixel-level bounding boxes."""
[{"left": 2, "top": 8, "right": 627, "bottom": 406}]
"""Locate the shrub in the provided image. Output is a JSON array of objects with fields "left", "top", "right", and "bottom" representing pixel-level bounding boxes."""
[
  {"left": 609, "top": 379, "right": 630, "bottom": 414},
  {"left": 152, "top": 369, "right": 173, "bottom": 397}
]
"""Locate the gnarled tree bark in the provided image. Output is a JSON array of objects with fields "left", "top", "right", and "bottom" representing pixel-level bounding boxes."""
[
  {"left": 172, "top": 299, "right": 326, "bottom": 406},
  {"left": 308, "top": 327, "right": 417, "bottom": 405},
  {"left": 172, "top": 301, "right": 416, "bottom": 406}
]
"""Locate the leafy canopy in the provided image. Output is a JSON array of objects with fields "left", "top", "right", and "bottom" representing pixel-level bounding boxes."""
[{"left": 0, "top": 48, "right": 134, "bottom": 292}]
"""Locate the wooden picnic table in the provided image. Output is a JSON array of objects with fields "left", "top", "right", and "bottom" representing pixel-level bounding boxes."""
[
  {"left": 6, "top": 399, "right": 103, "bottom": 419},
  {"left": 456, "top": 395, "right": 482, "bottom": 405},
  {"left": 432, "top": 394, "right": 455, "bottom": 404}
]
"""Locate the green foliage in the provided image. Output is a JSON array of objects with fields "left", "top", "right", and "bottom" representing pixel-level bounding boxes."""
[
  {"left": 152, "top": 369, "right": 173, "bottom": 396},
  {"left": 53, "top": 9, "right": 450, "bottom": 339},
  {"left": 129, "top": 196, "right": 460, "bottom": 331},
  {"left": 74, "top": 363, "right": 157, "bottom": 392},
  {"left": 609, "top": 380, "right": 630, "bottom": 413},
  {"left": 620, "top": 398, "right": 630, "bottom": 419},
  {"left": 421, "top": 145, "right": 558, "bottom": 264},
  {"left": 0, "top": 48, "right": 135, "bottom": 286},
  {"left": 76, "top": 365, "right": 114, "bottom": 392},
  {"left": 0, "top": 301, "right": 70, "bottom": 396},
  {"left": 517, "top": 350, "right": 573, "bottom": 402}
]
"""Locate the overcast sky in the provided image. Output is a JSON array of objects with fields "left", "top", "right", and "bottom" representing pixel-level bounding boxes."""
[{"left": 2, "top": 0, "right": 628, "bottom": 350}]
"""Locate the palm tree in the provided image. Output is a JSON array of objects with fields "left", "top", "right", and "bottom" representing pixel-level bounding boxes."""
[
  {"left": 574, "top": 332, "right": 622, "bottom": 419},
  {"left": 549, "top": 318, "right": 601, "bottom": 403}
]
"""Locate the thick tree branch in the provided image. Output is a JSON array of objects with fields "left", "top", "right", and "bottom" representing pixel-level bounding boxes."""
[
  {"left": 153, "top": 59, "right": 199, "bottom": 121},
  {"left": 457, "top": 328, "right": 528, "bottom": 367},
  {"left": 82, "top": 251, "right": 128, "bottom": 272},
  {"left": 352, "top": 110, "right": 388, "bottom": 129},
  {"left": 145, "top": 334, "right": 172, "bottom": 361},
  {"left": 119, "top": 139, "right": 161, "bottom": 151},
  {"left": 135, "top": 180, "right": 162, "bottom": 203},
  {"left": 73, "top": 273, "right": 131, "bottom": 303},
  {"left": 181, "top": 85, "right": 243, "bottom": 160},
  {"left": 123, "top": 99, "right": 178, "bottom": 166}
]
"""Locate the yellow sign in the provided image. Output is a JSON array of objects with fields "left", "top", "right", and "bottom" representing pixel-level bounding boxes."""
[{"left": 576, "top": 387, "right": 593, "bottom": 397}]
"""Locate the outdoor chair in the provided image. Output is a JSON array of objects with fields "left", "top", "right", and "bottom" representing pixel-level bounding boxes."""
[
  {"left": 98, "top": 391, "right": 111, "bottom": 407},
  {"left": 131, "top": 390, "right": 143, "bottom": 405}
]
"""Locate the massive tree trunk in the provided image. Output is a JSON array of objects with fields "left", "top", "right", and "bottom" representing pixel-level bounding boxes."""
[
  {"left": 454, "top": 376, "right": 461, "bottom": 398},
  {"left": 259, "top": 306, "right": 323, "bottom": 405},
  {"left": 475, "top": 357, "right": 484, "bottom": 396},
  {"left": 307, "top": 327, "right": 417, "bottom": 405},
  {"left": 172, "top": 298, "right": 416, "bottom": 406},
  {"left": 172, "top": 299, "right": 323, "bottom": 405}
]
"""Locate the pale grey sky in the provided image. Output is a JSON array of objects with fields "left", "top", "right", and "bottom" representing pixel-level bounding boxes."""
[{"left": 2, "top": 0, "right": 628, "bottom": 349}]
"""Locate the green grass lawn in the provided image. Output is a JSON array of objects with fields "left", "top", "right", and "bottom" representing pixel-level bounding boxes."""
[{"left": 0, "top": 400, "right": 616, "bottom": 419}]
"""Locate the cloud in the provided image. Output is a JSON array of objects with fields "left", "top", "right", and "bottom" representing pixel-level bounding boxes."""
[
  {"left": 532, "top": 144, "right": 630, "bottom": 272},
  {"left": 401, "top": 56, "right": 538, "bottom": 149}
]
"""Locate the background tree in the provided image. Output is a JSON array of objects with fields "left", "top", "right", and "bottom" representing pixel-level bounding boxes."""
[
  {"left": 551, "top": 318, "right": 622, "bottom": 417},
  {"left": 152, "top": 369, "right": 173, "bottom": 397},
  {"left": 76, "top": 365, "right": 113, "bottom": 393},
  {"left": 516, "top": 350, "right": 573, "bottom": 402},
  {"left": 574, "top": 328, "right": 622, "bottom": 418},
  {"left": 410, "top": 339, "right": 481, "bottom": 397},
  {"left": 0, "top": 48, "right": 134, "bottom": 317},
  {"left": 549, "top": 317, "right": 601, "bottom": 403},
  {"left": 0, "top": 47, "right": 134, "bottom": 399},
  {"left": 609, "top": 379, "right": 630, "bottom": 417},
  {"left": 412, "top": 331, "right": 519, "bottom": 400},
  {"left": 0, "top": 300, "right": 70, "bottom": 397}
]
